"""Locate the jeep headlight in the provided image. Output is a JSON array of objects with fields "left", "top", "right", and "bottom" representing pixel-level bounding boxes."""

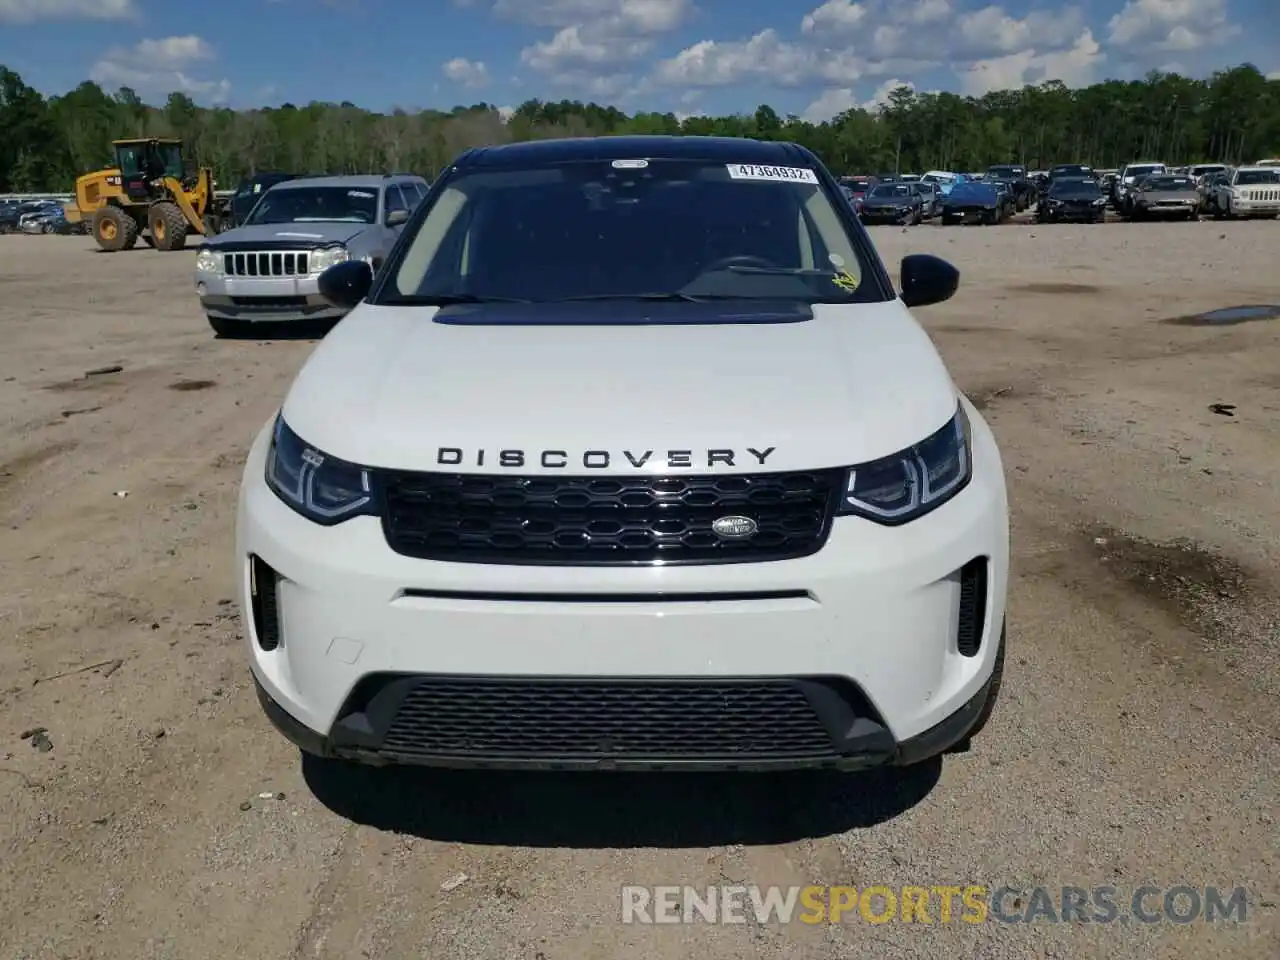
[
  {"left": 1093, "top": 198, "right": 1106, "bottom": 205},
  {"left": 310, "top": 244, "right": 350, "bottom": 273},
  {"left": 265, "top": 417, "right": 374, "bottom": 524},
  {"left": 836, "top": 406, "right": 971, "bottom": 524},
  {"left": 195, "top": 248, "right": 221, "bottom": 273}
]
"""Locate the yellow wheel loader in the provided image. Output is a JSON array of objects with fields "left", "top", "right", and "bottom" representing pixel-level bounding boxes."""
[{"left": 64, "top": 138, "right": 220, "bottom": 252}]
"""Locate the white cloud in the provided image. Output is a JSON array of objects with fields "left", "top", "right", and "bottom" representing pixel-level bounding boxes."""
[
  {"left": 0, "top": 0, "right": 136, "bottom": 22},
  {"left": 801, "top": 0, "right": 869, "bottom": 34},
  {"left": 89, "top": 35, "right": 230, "bottom": 104},
  {"left": 1106, "top": 0, "right": 1238, "bottom": 52},
  {"left": 653, "top": 1, "right": 1111, "bottom": 95},
  {"left": 957, "top": 28, "right": 1102, "bottom": 95},
  {"left": 1268, "top": 70, "right": 1280, "bottom": 81},
  {"left": 498, "top": 0, "right": 693, "bottom": 97},
  {"left": 442, "top": 57, "right": 490, "bottom": 87},
  {"left": 653, "top": 28, "right": 868, "bottom": 87}
]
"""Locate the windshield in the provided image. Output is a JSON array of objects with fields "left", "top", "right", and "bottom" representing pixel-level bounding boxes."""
[
  {"left": 1050, "top": 165, "right": 1091, "bottom": 178},
  {"left": 869, "top": 183, "right": 910, "bottom": 198},
  {"left": 1050, "top": 179, "right": 1099, "bottom": 196},
  {"left": 1125, "top": 165, "right": 1162, "bottom": 179},
  {"left": 1145, "top": 176, "right": 1194, "bottom": 191},
  {"left": 1236, "top": 170, "right": 1280, "bottom": 185},
  {"left": 244, "top": 185, "right": 378, "bottom": 224},
  {"left": 988, "top": 166, "right": 1023, "bottom": 178},
  {"left": 382, "top": 159, "right": 874, "bottom": 306}
]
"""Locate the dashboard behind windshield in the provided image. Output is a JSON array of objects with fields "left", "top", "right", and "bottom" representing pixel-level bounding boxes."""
[{"left": 381, "top": 160, "right": 882, "bottom": 306}]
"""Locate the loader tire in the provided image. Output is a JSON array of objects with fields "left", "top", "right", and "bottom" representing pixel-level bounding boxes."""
[
  {"left": 149, "top": 201, "right": 190, "bottom": 251},
  {"left": 93, "top": 206, "right": 138, "bottom": 252}
]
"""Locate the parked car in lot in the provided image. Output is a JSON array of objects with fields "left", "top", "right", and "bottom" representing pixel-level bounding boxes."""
[
  {"left": 1036, "top": 177, "right": 1106, "bottom": 223},
  {"left": 1040, "top": 163, "right": 1095, "bottom": 200},
  {"left": 914, "top": 181, "right": 941, "bottom": 218},
  {"left": 1123, "top": 173, "right": 1201, "bottom": 220},
  {"left": 858, "top": 181, "right": 924, "bottom": 225},
  {"left": 194, "top": 173, "right": 429, "bottom": 337},
  {"left": 1211, "top": 166, "right": 1280, "bottom": 219},
  {"left": 984, "top": 165, "right": 1036, "bottom": 210},
  {"left": 939, "top": 180, "right": 1008, "bottom": 224},
  {"left": 236, "top": 134, "right": 1009, "bottom": 774},
  {"left": 1111, "top": 162, "right": 1167, "bottom": 214},
  {"left": 19, "top": 205, "right": 87, "bottom": 234},
  {"left": 1199, "top": 170, "right": 1232, "bottom": 216},
  {"left": 921, "top": 170, "right": 961, "bottom": 196}
]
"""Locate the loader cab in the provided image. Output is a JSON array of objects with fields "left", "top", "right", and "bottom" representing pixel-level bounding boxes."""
[{"left": 113, "top": 139, "right": 184, "bottom": 200}]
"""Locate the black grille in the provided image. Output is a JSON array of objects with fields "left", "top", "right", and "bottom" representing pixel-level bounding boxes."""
[
  {"left": 957, "top": 557, "right": 988, "bottom": 657},
  {"left": 230, "top": 295, "right": 309, "bottom": 308},
  {"left": 379, "top": 470, "right": 842, "bottom": 565},
  {"left": 377, "top": 678, "right": 840, "bottom": 762}
]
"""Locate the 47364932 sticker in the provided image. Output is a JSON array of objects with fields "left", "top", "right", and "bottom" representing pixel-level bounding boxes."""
[{"left": 726, "top": 164, "right": 819, "bottom": 184}]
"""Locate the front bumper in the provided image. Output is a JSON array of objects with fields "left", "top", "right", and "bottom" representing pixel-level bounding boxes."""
[
  {"left": 196, "top": 271, "right": 347, "bottom": 322},
  {"left": 1228, "top": 200, "right": 1280, "bottom": 217},
  {"left": 860, "top": 207, "right": 914, "bottom": 223},
  {"left": 236, "top": 400, "right": 1010, "bottom": 771},
  {"left": 1038, "top": 204, "right": 1105, "bottom": 221},
  {"left": 1138, "top": 202, "right": 1199, "bottom": 217}
]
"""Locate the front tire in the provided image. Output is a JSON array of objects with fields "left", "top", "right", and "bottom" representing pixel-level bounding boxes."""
[
  {"left": 92, "top": 206, "right": 138, "bottom": 252},
  {"left": 149, "top": 201, "right": 189, "bottom": 251}
]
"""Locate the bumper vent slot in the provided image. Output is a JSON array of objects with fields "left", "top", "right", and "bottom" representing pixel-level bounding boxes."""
[
  {"left": 956, "top": 557, "right": 988, "bottom": 657},
  {"left": 249, "top": 554, "right": 282, "bottom": 652}
]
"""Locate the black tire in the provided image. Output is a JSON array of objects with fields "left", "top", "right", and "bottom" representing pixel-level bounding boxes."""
[
  {"left": 149, "top": 201, "right": 189, "bottom": 251},
  {"left": 959, "top": 622, "right": 1006, "bottom": 744},
  {"left": 207, "top": 315, "right": 250, "bottom": 338},
  {"left": 911, "top": 207, "right": 922, "bottom": 225},
  {"left": 92, "top": 206, "right": 138, "bottom": 252},
  {"left": 42, "top": 222, "right": 54, "bottom": 234}
]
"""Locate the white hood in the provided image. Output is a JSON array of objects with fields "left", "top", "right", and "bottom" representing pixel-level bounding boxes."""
[{"left": 281, "top": 299, "right": 960, "bottom": 474}]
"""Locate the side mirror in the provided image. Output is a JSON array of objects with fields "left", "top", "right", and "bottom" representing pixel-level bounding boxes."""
[
  {"left": 318, "top": 260, "right": 374, "bottom": 308},
  {"left": 900, "top": 254, "right": 959, "bottom": 309},
  {"left": 385, "top": 208, "right": 409, "bottom": 227}
]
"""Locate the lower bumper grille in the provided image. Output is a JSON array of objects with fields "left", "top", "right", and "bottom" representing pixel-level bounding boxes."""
[
  {"left": 380, "top": 469, "right": 842, "bottom": 565},
  {"left": 332, "top": 675, "right": 890, "bottom": 766}
]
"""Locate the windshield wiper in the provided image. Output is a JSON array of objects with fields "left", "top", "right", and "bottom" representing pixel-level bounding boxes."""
[{"left": 723, "top": 266, "right": 837, "bottom": 277}]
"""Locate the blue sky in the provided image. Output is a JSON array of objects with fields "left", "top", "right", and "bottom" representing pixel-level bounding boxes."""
[{"left": 1, "top": 0, "right": 1276, "bottom": 120}]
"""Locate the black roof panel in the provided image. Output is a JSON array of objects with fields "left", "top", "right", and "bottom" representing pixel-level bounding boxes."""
[{"left": 455, "top": 135, "right": 811, "bottom": 169}]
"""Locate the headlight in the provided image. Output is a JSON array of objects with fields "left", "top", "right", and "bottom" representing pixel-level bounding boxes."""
[
  {"left": 265, "top": 417, "right": 374, "bottom": 524},
  {"left": 836, "top": 406, "right": 971, "bottom": 524},
  {"left": 1093, "top": 198, "right": 1106, "bottom": 205},
  {"left": 195, "top": 248, "right": 220, "bottom": 273},
  {"left": 310, "top": 245, "right": 350, "bottom": 273}
]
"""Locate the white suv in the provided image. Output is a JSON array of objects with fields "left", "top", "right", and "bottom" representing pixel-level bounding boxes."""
[{"left": 236, "top": 137, "right": 1010, "bottom": 772}]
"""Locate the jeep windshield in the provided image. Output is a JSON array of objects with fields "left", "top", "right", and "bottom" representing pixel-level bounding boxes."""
[
  {"left": 1236, "top": 169, "right": 1280, "bottom": 185},
  {"left": 243, "top": 186, "right": 378, "bottom": 225},
  {"left": 381, "top": 160, "right": 877, "bottom": 305}
]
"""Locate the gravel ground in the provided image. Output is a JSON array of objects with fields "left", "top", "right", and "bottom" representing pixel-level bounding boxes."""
[{"left": 0, "top": 217, "right": 1277, "bottom": 960}]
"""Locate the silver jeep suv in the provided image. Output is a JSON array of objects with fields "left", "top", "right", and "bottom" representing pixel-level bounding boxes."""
[{"left": 194, "top": 174, "right": 428, "bottom": 336}]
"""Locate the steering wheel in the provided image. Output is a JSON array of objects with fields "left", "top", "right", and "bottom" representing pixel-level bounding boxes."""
[{"left": 701, "top": 254, "right": 778, "bottom": 273}]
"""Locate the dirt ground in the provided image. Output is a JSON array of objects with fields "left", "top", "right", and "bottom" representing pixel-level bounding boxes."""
[{"left": 0, "top": 219, "right": 1277, "bottom": 960}]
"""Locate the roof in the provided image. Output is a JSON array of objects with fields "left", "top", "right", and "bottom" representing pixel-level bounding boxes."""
[
  {"left": 112, "top": 138, "right": 181, "bottom": 145},
  {"left": 454, "top": 135, "right": 813, "bottom": 170}
]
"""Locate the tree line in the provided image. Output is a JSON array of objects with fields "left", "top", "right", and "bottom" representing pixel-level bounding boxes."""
[{"left": 2, "top": 62, "right": 1277, "bottom": 194}]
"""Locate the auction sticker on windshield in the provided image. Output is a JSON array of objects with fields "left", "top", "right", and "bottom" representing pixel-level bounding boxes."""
[{"left": 726, "top": 164, "right": 819, "bottom": 184}]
